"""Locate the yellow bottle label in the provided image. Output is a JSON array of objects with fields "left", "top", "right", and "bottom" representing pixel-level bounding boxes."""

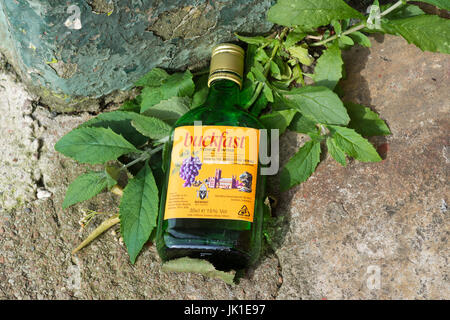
[{"left": 164, "top": 125, "right": 260, "bottom": 222}]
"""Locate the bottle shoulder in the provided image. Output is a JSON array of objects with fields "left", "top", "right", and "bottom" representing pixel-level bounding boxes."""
[{"left": 174, "top": 104, "right": 265, "bottom": 129}]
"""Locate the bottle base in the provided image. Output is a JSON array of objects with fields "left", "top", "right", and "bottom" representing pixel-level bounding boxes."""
[{"left": 159, "top": 244, "right": 250, "bottom": 271}]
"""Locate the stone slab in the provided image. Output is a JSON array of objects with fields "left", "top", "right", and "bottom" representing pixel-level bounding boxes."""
[
  {"left": 0, "top": 34, "right": 449, "bottom": 299},
  {"left": 0, "top": 0, "right": 273, "bottom": 111}
]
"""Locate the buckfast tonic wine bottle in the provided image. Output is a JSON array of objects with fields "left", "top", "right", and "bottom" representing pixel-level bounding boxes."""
[{"left": 156, "top": 43, "right": 266, "bottom": 271}]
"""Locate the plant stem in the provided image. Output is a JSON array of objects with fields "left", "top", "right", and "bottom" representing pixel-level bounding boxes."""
[
  {"left": 311, "top": 0, "right": 406, "bottom": 47},
  {"left": 311, "top": 23, "right": 365, "bottom": 47},
  {"left": 244, "top": 27, "right": 289, "bottom": 109},
  {"left": 120, "top": 145, "right": 164, "bottom": 171}
]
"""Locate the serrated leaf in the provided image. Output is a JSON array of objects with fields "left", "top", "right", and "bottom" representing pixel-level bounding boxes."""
[
  {"left": 328, "top": 125, "right": 382, "bottom": 162},
  {"left": 326, "top": 137, "right": 347, "bottom": 166},
  {"left": 141, "top": 96, "right": 190, "bottom": 125},
  {"left": 140, "top": 70, "right": 195, "bottom": 112},
  {"left": 288, "top": 113, "right": 317, "bottom": 134},
  {"left": 259, "top": 109, "right": 297, "bottom": 134},
  {"left": 78, "top": 111, "right": 148, "bottom": 146},
  {"left": 119, "top": 161, "right": 159, "bottom": 264},
  {"left": 162, "top": 257, "right": 236, "bottom": 284},
  {"left": 287, "top": 45, "right": 313, "bottom": 66},
  {"left": 345, "top": 102, "right": 391, "bottom": 136},
  {"left": 280, "top": 139, "right": 321, "bottom": 191},
  {"left": 283, "top": 86, "right": 350, "bottom": 125},
  {"left": 135, "top": 68, "right": 170, "bottom": 87},
  {"left": 381, "top": 15, "right": 450, "bottom": 54},
  {"left": 62, "top": 171, "right": 108, "bottom": 209},
  {"left": 55, "top": 127, "right": 139, "bottom": 164},
  {"left": 312, "top": 42, "right": 343, "bottom": 90},
  {"left": 267, "top": 0, "right": 364, "bottom": 28},
  {"left": 131, "top": 116, "right": 172, "bottom": 140},
  {"left": 349, "top": 31, "right": 371, "bottom": 48}
]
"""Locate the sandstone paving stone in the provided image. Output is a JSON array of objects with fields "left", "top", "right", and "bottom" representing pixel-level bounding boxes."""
[
  {"left": 0, "top": 33, "right": 449, "bottom": 300},
  {"left": 267, "top": 34, "right": 449, "bottom": 299},
  {"left": 0, "top": 61, "right": 39, "bottom": 210}
]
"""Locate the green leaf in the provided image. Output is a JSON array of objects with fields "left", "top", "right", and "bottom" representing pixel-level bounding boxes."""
[
  {"left": 338, "top": 35, "right": 354, "bottom": 47},
  {"left": 55, "top": 127, "right": 139, "bottom": 164},
  {"left": 131, "top": 116, "right": 172, "bottom": 140},
  {"left": 235, "top": 34, "right": 270, "bottom": 45},
  {"left": 331, "top": 19, "right": 342, "bottom": 35},
  {"left": 62, "top": 171, "right": 108, "bottom": 209},
  {"left": 312, "top": 42, "right": 343, "bottom": 90},
  {"left": 272, "top": 56, "right": 293, "bottom": 81},
  {"left": 162, "top": 257, "right": 236, "bottom": 284},
  {"left": 239, "top": 75, "right": 257, "bottom": 108},
  {"left": 78, "top": 111, "right": 148, "bottom": 146},
  {"left": 345, "top": 102, "right": 391, "bottom": 136},
  {"left": 270, "top": 60, "right": 282, "bottom": 80},
  {"left": 326, "top": 137, "right": 347, "bottom": 166},
  {"left": 192, "top": 74, "right": 209, "bottom": 108},
  {"left": 283, "top": 86, "right": 350, "bottom": 125},
  {"left": 251, "top": 63, "right": 267, "bottom": 83},
  {"left": 141, "top": 96, "right": 190, "bottom": 125},
  {"left": 250, "top": 91, "right": 269, "bottom": 116},
  {"left": 328, "top": 125, "right": 382, "bottom": 162},
  {"left": 280, "top": 139, "right": 321, "bottom": 191},
  {"left": 288, "top": 113, "right": 317, "bottom": 134},
  {"left": 244, "top": 44, "right": 258, "bottom": 72},
  {"left": 255, "top": 47, "right": 270, "bottom": 65},
  {"left": 287, "top": 45, "right": 313, "bottom": 66},
  {"left": 284, "top": 31, "right": 306, "bottom": 48},
  {"left": 263, "top": 84, "right": 274, "bottom": 102},
  {"left": 259, "top": 109, "right": 297, "bottom": 134},
  {"left": 119, "top": 161, "right": 159, "bottom": 264},
  {"left": 349, "top": 31, "right": 371, "bottom": 48},
  {"left": 135, "top": 68, "right": 169, "bottom": 87},
  {"left": 140, "top": 70, "right": 195, "bottom": 112},
  {"left": 381, "top": 15, "right": 450, "bottom": 54},
  {"left": 416, "top": 0, "right": 450, "bottom": 11},
  {"left": 267, "top": 0, "right": 364, "bottom": 28}
]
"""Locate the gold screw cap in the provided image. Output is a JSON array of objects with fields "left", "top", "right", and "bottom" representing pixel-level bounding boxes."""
[{"left": 208, "top": 43, "right": 245, "bottom": 88}]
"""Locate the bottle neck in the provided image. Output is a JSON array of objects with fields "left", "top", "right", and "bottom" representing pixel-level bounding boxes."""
[{"left": 205, "top": 79, "right": 240, "bottom": 108}]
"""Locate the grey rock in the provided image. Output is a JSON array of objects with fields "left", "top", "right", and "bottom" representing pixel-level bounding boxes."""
[{"left": 0, "top": 0, "right": 273, "bottom": 111}]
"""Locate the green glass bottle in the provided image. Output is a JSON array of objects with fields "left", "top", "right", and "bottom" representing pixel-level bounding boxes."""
[{"left": 156, "top": 43, "right": 266, "bottom": 271}]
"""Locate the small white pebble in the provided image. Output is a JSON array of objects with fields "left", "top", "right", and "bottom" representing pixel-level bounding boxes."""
[{"left": 36, "top": 188, "right": 52, "bottom": 199}]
